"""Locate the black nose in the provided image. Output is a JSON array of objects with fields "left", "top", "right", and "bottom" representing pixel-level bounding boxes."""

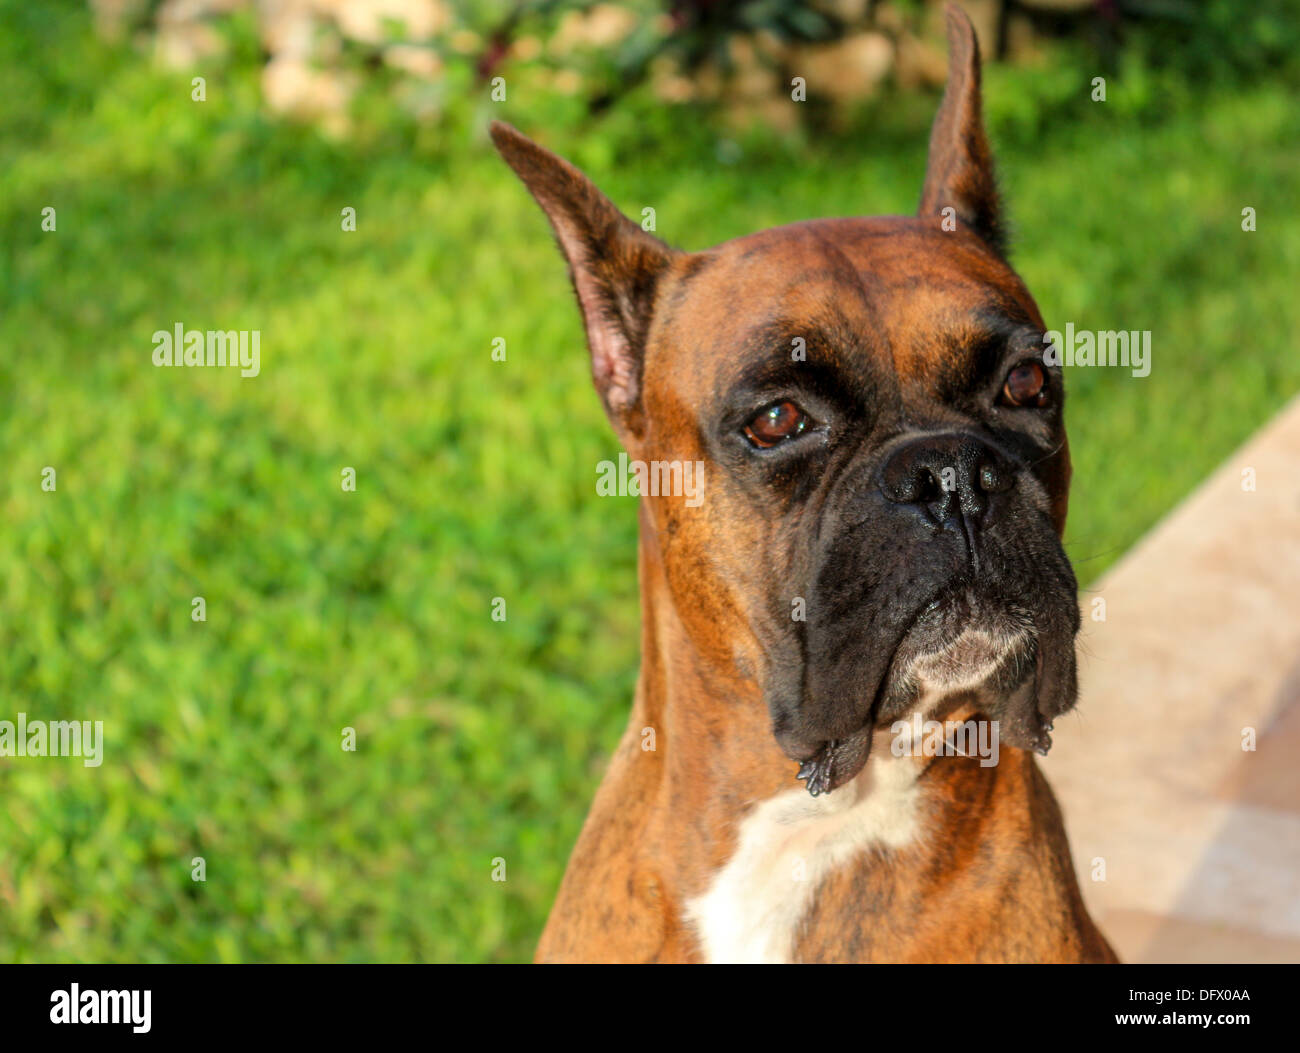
[{"left": 878, "top": 433, "right": 1015, "bottom": 544}]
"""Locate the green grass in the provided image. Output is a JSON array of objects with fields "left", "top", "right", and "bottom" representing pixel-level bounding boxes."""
[{"left": 1, "top": 2, "right": 1298, "bottom": 962}]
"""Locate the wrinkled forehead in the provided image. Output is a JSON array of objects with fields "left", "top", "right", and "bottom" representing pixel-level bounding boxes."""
[{"left": 647, "top": 217, "right": 1045, "bottom": 401}]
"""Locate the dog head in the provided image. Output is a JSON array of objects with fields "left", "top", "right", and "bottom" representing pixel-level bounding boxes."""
[{"left": 492, "top": 5, "right": 1078, "bottom": 794}]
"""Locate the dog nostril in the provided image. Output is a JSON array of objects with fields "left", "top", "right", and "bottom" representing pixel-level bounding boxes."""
[
  {"left": 904, "top": 467, "right": 948, "bottom": 508},
  {"left": 978, "top": 461, "right": 1013, "bottom": 493},
  {"left": 889, "top": 467, "right": 927, "bottom": 503}
]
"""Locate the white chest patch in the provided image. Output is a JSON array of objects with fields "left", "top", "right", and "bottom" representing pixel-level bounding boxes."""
[{"left": 685, "top": 734, "right": 925, "bottom": 964}]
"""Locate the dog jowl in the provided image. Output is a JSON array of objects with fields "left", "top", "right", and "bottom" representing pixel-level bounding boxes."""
[{"left": 493, "top": 2, "right": 1107, "bottom": 967}]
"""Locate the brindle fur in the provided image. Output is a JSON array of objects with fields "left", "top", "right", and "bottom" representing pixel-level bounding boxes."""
[{"left": 492, "top": 4, "right": 1116, "bottom": 964}]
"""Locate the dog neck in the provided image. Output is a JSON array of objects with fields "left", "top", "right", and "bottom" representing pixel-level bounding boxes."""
[
  {"left": 631, "top": 511, "right": 952, "bottom": 882},
  {"left": 628, "top": 515, "right": 798, "bottom": 874},
  {"left": 536, "top": 516, "right": 1102, "bottom": 964},
  {"left": 628, "top": 513, "right": 1032, "bottom": 962}
]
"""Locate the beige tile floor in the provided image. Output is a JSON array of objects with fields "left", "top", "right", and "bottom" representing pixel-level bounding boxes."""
[{"left": 1043, "top": 394, "right": 1300, "bottom": 963}]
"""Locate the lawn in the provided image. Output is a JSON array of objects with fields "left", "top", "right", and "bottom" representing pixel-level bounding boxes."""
[{"left": 1, "top": 1, "right": 1297, "bottom": 962}]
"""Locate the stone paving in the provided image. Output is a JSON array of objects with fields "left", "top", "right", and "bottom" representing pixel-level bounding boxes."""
[{"left": 1044, "top": 395, "right": 1300, "bottom": 963}]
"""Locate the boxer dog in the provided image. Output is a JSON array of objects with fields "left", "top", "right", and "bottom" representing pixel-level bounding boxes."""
[{"left": 492, "top": 4, "right": 1117, "bottom": 963}]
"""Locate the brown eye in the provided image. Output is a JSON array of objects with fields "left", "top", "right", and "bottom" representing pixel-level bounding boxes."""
[
  {"left": 744, "top": 401, "right": 809, "bottom": 447},
  {"left": 1001, "top": 362, "right": 1049, "bottom": 408}
]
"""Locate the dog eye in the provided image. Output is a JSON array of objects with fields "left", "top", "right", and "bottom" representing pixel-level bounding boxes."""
[
  {"left": 1000, "top": 362, "right": 1049, "bottom": 408},
  {"left": 744, "top": 401, "right": 810, "bottom": 447}
]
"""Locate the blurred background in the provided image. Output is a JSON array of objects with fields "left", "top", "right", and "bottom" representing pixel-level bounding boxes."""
[{"left": 1, "top": 0, "right": 1298, "bottom": 962}]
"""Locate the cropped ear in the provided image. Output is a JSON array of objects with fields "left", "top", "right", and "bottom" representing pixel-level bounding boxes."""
[
  {"left": 490, "top": 121, "right": 678, "bottom": 435},
  {"left": 917, "top": 4, "right": 1003, "bottom": 254}
]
